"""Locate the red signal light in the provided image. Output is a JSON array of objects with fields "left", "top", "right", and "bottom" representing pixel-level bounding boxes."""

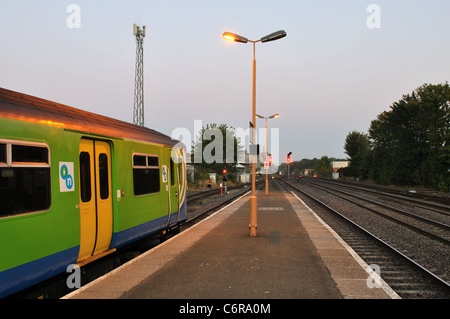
[
  {"left": 222, "top": 169, "right": 227, "bottom": 175},
  {"left": 286, "top": 152, "right": 292, "bottom": 164}
]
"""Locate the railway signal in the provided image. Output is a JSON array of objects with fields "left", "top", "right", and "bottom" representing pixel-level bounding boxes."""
[{"left": 287, "top": 152, "right": 292, "bottom": 178}]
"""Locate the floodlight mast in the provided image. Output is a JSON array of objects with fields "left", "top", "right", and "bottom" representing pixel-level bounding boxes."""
[{"left": 133, "top": 24, "right": 146, "bottom": 127}]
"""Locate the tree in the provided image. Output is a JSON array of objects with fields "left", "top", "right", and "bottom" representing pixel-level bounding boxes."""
[
  {"left": 315, "top": 156, "right": 332, "bottom": 177},
  {"left": 192, "top": 123, "right": 244, "bottom": 182},
  {"left": 368, "top": 83, "right": 450, "bottom": 190},
  {"left": 344, "top": 131, "right": 371, "bottom": 179}
]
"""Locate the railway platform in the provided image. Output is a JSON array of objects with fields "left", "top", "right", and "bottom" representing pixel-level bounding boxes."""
[{"left": 63, "top": 181, "right": 397, "bottom": 300}]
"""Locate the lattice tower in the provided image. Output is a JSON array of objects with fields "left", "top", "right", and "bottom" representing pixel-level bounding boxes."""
[{"left": 133, "top": 24, "right": 146, "bottom": 126}]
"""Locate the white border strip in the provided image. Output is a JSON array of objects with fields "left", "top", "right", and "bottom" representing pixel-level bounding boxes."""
[
  {"left": 62, "top": 190, "right": 251, "bottom": 299},
  {"left": 290, "top": 191, "right": 401, "bottom": 299}
]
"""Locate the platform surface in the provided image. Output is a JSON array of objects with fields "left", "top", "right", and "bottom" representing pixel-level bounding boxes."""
[{"left": 63, "top": 181, "right": 398, "bottom": 299}]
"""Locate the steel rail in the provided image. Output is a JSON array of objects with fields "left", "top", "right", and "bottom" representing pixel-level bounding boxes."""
[
  {"left": 277, "top": 178, "right": 450, "bottom": 291},
  {"left": 185, "top": 182, "right": 264, "bottom": 225},
  {"left": 315, "top": 178, "right": 450, "bottom": 216},
  {"left": 299, "top": 179, "right": 450, "bottom": 246}
]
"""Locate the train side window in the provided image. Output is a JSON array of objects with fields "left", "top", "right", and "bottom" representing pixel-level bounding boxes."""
[
  {"left": 147, "top": 156, "right": 158, "bottom": 167},
  {"left": 0, "top": 141, "right": 51, "bottom": 218},
  {"left": 98, "top": 153, "right": 109, "bottom": 200},
  {"left": 132, "top": 154, "right": 160, "bottom": 196},
  {"left": 79, "top": 152, "right": 92, "bottom": 202},
  {"left": 133, "top": 155, "right": 146, "bottom": 166},
  {"left": 0, "top": 144, "right": 6, "bottom": 164},
  {"left": 12, "top": 145, "right": 49, "bottom": 164}
]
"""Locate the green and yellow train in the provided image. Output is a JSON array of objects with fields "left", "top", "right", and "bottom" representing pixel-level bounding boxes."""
[{"left": 0, "top": 88, "right": 187, "bottom": 298}]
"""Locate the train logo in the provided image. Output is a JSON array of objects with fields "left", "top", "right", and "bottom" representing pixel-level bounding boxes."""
[
  {"left": 59, "top": 162, "right": 74, "bottom": 192},
  {"left": 162, "top": 165, "right": 168, "bottom": 183}
]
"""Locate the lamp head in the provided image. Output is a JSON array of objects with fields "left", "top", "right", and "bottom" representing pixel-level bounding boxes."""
[
  {"left": 223, "top": 32, "right": 248, "bottom": 43},
  {"left": 260, "top": 30, "right": 287, "bottom": 43}
]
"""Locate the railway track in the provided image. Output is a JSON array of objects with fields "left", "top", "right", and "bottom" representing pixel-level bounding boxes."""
[
  {"left": 316, "top": 177, "right": 450, "bottom": 206},
  {"left": 315, "top": 178, "right": 450, "bottom": 216},
  {"left": 300, "top": 179, "right": 450, "bottom": 246},
  {"left": 277, "top": 178, "right": 450, "bottom": 299},
  {"left": 187, "top": 183, "right": 250, "bottom": 203},
  {"left": 184, "top": 181, "right": 264, "bottom": 227}
]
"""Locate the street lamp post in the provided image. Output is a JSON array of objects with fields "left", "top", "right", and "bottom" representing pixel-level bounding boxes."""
[
  {"left": 256, "top": 113, "right": 279, "bottom": 196},
  {"left": 223, "top": 30, "right": 286, "bottom": 237}
]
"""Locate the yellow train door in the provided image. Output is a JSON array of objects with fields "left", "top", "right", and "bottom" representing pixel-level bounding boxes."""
[{"left": 77, "top": 139, "right": 113, "bottom": 262}]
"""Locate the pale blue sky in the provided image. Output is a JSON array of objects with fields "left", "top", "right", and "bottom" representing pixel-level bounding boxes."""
[{"left": 1, "top": 1, "right": 449, "bottom": 162}]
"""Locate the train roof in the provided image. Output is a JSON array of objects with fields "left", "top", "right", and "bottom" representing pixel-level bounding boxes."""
[{"left": 0, "top": 87, "right": 181, "bottom": 147}]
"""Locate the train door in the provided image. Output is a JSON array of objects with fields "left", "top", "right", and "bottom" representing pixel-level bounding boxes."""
[
  {"left": 168, "top": 155, "right": 180, "bottom": 225},
  {"left": 77, "top": 139, "right": 113, "bottom": 262}
]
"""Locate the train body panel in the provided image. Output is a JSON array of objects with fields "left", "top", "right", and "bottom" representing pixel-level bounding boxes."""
[{"left": 0, "top": 88, "right": 187, "bottom": 298}]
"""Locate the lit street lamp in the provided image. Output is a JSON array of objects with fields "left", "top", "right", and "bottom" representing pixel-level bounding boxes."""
[
  {"left": 256, "top": 113, "right": 279, "bottom": 196},
  {"left": 223, "top": 30, "right": 286, "bottom": 237}
]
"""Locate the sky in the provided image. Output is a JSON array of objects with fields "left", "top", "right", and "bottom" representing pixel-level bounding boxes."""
[{"left": 1, "top": 0, "right": 449, "bottom": 165}]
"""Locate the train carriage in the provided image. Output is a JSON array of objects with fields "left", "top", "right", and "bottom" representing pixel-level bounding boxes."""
[{"left": 0, "top": 88, "right": 187, "bottom": 298}]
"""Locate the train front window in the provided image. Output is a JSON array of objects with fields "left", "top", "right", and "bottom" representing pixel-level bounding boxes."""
[{"left": 0, "top": 141, "right": 51, "bottom": 218}]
